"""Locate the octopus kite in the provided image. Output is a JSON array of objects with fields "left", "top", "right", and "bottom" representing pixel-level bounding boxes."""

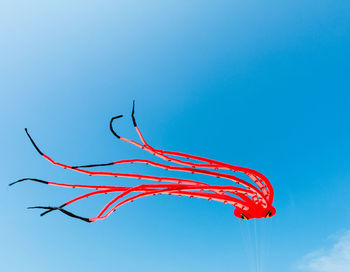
[{"left": 10, "top": 102, "right": 276, "bottom": 223}]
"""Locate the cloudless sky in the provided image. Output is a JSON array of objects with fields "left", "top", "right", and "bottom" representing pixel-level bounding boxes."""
[{"left": 1, "top": 1, "right": 350, "bottom": 272}]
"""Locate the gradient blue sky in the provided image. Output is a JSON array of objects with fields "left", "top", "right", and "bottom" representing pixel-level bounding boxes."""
[{"left": 1, "top": 1, "right": 350, "bottom": 272}]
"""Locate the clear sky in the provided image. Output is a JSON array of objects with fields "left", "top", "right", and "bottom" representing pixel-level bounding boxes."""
[{"left": 1, "top": 1, "right": 350, "bottom": 272}]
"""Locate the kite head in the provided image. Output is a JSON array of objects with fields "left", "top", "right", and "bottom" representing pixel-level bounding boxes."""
[{"left": 234, "top": 205, "right": 276, "bottom": 220}]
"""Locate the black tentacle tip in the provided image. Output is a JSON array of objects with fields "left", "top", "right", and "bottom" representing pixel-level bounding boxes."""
[
  {"left": 131, "top": 100, "right": 137, "bottom": 127},
  {"left": 110, "top": 114, "right": 124, "bottom": 139},
  {"left": 27, "top": 205, "right": 53, "bottom": 210},
  {"left": 24, "top": 128, "right": 44, "bottom": 156},
  {"left": 9, "top": 178, "right": 48, "bottom": 186},
  {"left": 27, "top": 206, "right": 91, "bottom": 223},
  {"left": 27, "top": 205, "right": 53, "bottom": 212},
  {"left": 71, "top": 162, "right": 115, "bottom": 169},
  {"left": 9, "top": 178, "right": 30, "bottom": 186}
]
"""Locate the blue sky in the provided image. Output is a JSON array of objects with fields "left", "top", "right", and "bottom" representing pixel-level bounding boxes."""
[{"left": 1, "top": 1, "right": 350, "bottom": 272}]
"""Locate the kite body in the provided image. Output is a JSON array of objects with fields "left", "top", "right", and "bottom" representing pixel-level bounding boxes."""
[{"left": 11, "top": 102, "right": 276, "bottom": 222}]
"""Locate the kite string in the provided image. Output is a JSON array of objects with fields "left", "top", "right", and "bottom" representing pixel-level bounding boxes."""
[{"left": 238, "top": 220, "right": 254, "bottom": 272}]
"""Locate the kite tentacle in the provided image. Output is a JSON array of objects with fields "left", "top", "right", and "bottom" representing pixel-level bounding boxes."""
[
  {"left": 49, "top": 154, "right": 265, "bottom": 203},
  {"left": 109, "top": 113, "right": 215, "bottom": 169},
  {"left": 129, "top": 102, "right": 273, "bottom": 203},
  {"left": 9, "top": 178, "right": 258, "bottom": 217},
  {"left": 10, "top": 177, "right": 250, "bottom": 195},
  {"left": 23, "top": 129, "right": 266, "bottom": 202},
  {"left": 91, "top": 187, "right": 250, "bottom": 222},
  {"left": 95, "top": 185, "right": 255, "bottom": 219},
  {"left": 71, "top": 158, "right": 264, "bottom": 201},
  {"left": 10, "top": 178, "right": 256, "bottom": 218},
  {"left": 9, "top": 178, "right": 120, "bottom": 190},
  {"left": 109, "top": 103, "right": 272, "bottom": 203},
  {"left": 115, "top": 135, "right": 268, "bottom": 204}
]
